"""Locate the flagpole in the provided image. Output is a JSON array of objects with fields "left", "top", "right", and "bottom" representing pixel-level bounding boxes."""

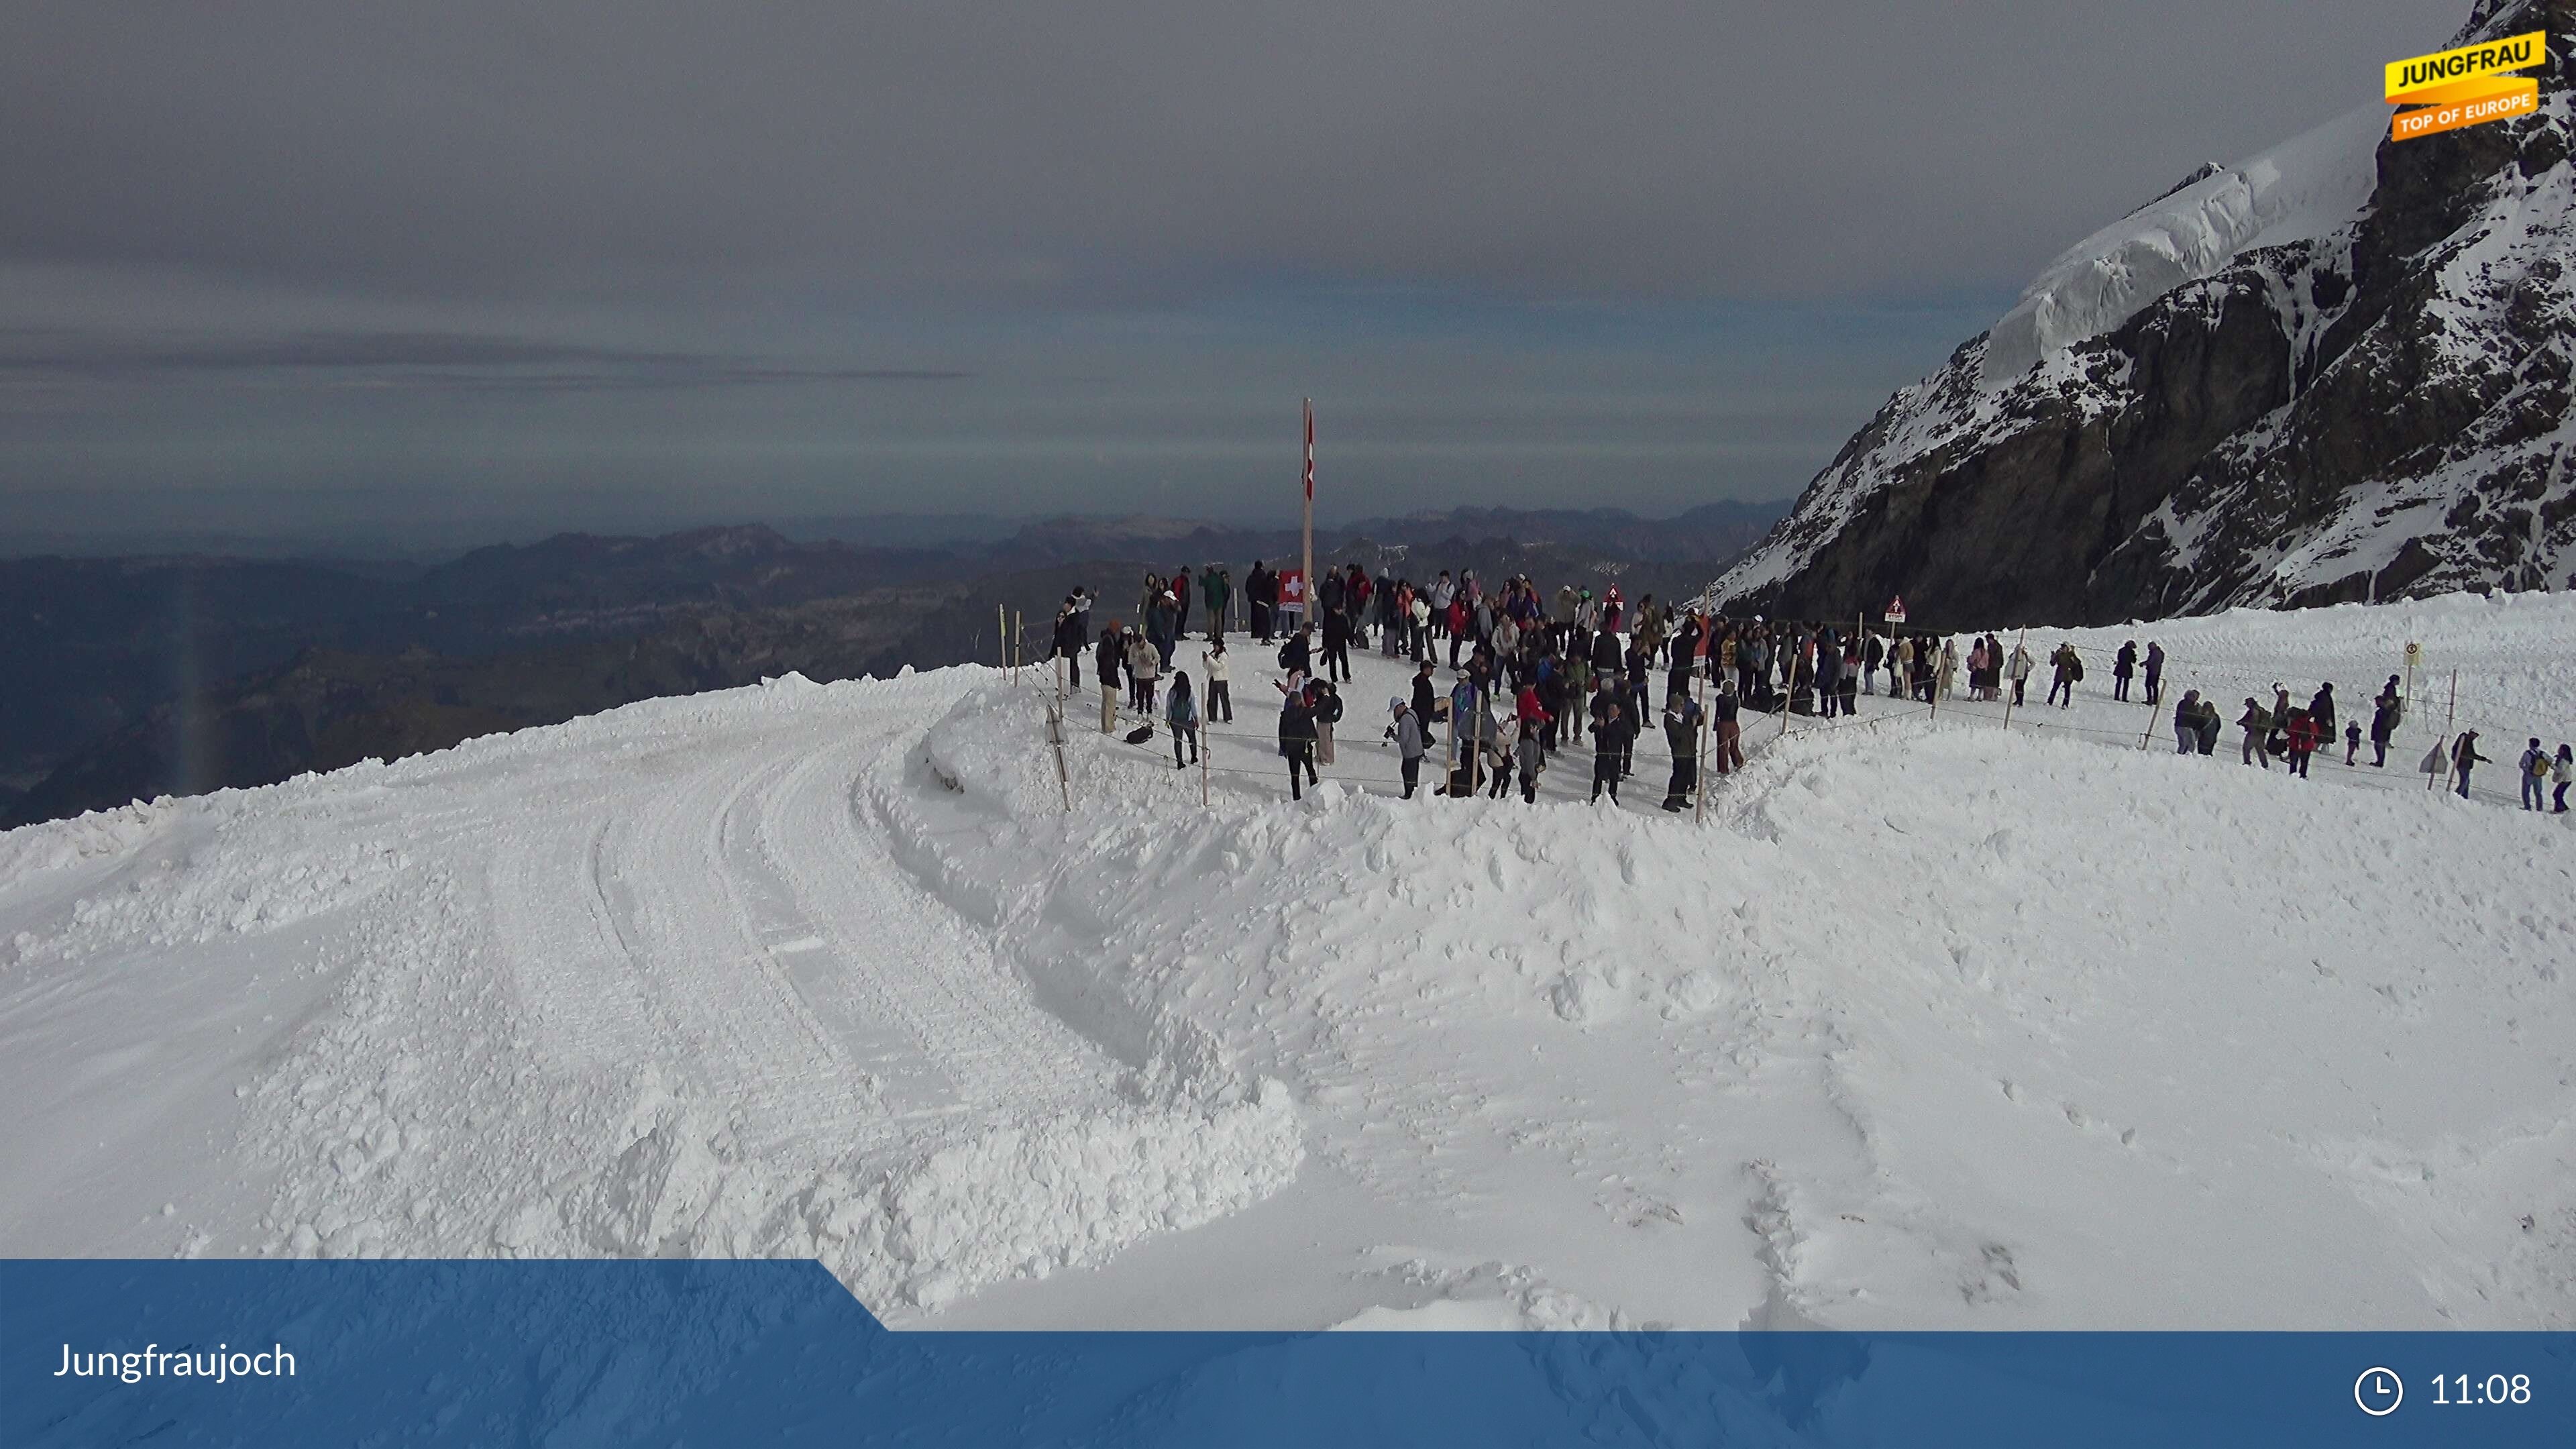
[{"left": 1301, "top": 398, "right": 1316, "bottom": 645}]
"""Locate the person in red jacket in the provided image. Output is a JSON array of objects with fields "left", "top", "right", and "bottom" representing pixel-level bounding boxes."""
[
  {"left": 2284, "top": 708, "right": 2320, "bottom": 779},
  {"left": 1515, "top": 682, "right": 1552, "bottom": 740}
]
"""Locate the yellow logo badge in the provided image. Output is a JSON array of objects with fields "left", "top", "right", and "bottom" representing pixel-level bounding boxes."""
[{"left": 2385, "top": 31, "right": 2546, "bottom": 141}]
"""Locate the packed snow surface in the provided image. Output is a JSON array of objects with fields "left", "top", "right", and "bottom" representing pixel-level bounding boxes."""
[
  {"left": 1980, "top": 103, "right": 2383, "bottom": 385},
  {"left": 1, "top": 592, "right": 2571, "bottom": 1332}
]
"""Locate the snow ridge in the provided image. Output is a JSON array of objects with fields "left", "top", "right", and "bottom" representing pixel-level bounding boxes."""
[{"left": 1981, "top": 105, "right": 2384, "bottom": 386}]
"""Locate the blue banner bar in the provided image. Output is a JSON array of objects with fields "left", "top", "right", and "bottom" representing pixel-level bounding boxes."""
[{"left": 5, "top": 1260, "right": 2569, "bottom": 1446}]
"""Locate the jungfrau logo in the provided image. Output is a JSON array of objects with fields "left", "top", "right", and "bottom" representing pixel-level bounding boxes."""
[{"left": 2385, "top": 30, "right": 2547, "bottom": 142}]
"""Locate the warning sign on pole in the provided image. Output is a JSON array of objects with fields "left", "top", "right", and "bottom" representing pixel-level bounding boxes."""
[{"left": 1883, "top": 595, "right": 1907, "bottom": 625}]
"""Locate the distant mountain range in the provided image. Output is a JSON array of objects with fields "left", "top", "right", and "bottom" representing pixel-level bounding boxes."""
[{"left": 0, "top": 500, "right": 1788, "bottom": 826}]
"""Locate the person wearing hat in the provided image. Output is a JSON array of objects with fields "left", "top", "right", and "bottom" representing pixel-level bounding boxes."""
[
  {"left": 1385, "top": 696, "right": 1427, "bottom": 798},
  {"left": 2451, "top": 731, "right": 2488, "bottom": 800}
]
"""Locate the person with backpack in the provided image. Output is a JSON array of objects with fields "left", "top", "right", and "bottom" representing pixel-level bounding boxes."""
[
  {"left": 2047, "top": 643, "right": 2081, "bottom": 707},
  {"left": 2114, "top": 641, "right": 2137, "bottom": 702},
  {"left": 1312, "top": 679, "right": 1344, "bottom": 767},
  {"left": 1201, "top": 640, "right": 1232, "bottom": 721},
  {"left": 1165, "top": 671, "right": 1199, "bottom": 769},
  {"left": 2237, "top": 697, "right": 2273, "bottom": 767},
  {"left": 1385, "top": 697, "right": 1427, "bottom": 799},
  {"left": 2520, "top": 737, "right": 2551, "bottom": 811},
  {"left": 2553, "top": 744, "right": 2573, "bottom": 813},
  {"left": 1277, "top": 682, "right": 1319, "bottom": 800},
  {"left": 2369, "top": 686, "right": 2400, "bottom": 767},
  {"left": 2173, "top": 690, "right": 2202, "bottom": 754},
  {"left": 2451, "top": 731, "right": 2487, "bottom": 800}
]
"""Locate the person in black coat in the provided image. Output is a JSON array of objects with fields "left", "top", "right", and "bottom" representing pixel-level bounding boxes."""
[
  {"left": 1660, "top": 690, "right": 1703, "bottom": 812},
  {"left": 1278, "top": 627, "right": 1312, "bottom": 681},
  {"left": 1093, "top": 623, "right": 1127, "bottom": 733},
  {"left": 1590, "top": 699, "right": 1632, "bottom": 804},
  {"left": 1277, "top": 682, "right": 1320, "bottom": 799},
  {"left": 2369, "top": 678, "right": 2400, "bottom": 767},
  {"left": 1246, "top": 561, "right": 1277, "bottom": 642},
  {"left": 1053, "top": 593, "right": 1089, "bottom": 689}
]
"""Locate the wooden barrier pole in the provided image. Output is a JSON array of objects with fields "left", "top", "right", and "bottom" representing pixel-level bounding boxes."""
[
  {"left": 1693, "top": 619, "right": 1711, "bottom": 825},
  {"left": 1999, "top": 628, "right": 2027, "bottom": 733}
]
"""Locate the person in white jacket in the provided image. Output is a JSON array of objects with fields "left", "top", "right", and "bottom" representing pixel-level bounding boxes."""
[{"left": 1201, "top": 641, "right": 1232, "bottom": 722}]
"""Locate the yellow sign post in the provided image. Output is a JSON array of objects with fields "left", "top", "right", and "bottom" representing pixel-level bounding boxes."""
[{"left": 2385, "top": 31, "right": 2546, "bottom": 142}]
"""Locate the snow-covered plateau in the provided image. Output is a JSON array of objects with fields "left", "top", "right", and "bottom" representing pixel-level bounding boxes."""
[{"left": 1, "top": 591, "right": 2571, "bottom": 1331}]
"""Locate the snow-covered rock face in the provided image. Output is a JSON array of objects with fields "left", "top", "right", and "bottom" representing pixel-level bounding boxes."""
[
  {"left": 1723, "top": 0, "right": 2576, "bottom": 625},
  {"left": 1981, "top": 106, "right": 2385, "bottom": 386}
]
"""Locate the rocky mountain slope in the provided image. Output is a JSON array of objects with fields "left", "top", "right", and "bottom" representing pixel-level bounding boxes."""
[{"left": 1718, "top": 0, "right": 2576, "bottom": 627}]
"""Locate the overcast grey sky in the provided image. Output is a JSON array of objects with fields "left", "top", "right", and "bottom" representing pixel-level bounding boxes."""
[{"left": 1, "top": 1, "right": 2450, "bottom": 549}]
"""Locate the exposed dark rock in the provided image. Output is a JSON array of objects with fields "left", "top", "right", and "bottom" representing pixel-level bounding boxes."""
[{"left": 1721, "top": 0, "right": 2575, "bottom": 627}]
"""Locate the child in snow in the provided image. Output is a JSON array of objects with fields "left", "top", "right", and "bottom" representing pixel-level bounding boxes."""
[{"left": 2344, "top": 720, "right": 2361, "bottom": 766}]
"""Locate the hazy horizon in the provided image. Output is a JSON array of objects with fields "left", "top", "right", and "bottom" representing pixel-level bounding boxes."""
[{"left": 5, "top": 4, "right": 2445, "bottom": 547}]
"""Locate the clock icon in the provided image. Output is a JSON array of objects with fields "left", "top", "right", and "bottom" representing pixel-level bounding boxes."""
[{"left": 2355, "top": 1366, "right": 2404, "bottom": 1416}]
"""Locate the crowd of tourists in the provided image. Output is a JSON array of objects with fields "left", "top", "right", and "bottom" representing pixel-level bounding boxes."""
[{"left": 1046, "top": 567, "right": 2574, "bottom": 815}]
